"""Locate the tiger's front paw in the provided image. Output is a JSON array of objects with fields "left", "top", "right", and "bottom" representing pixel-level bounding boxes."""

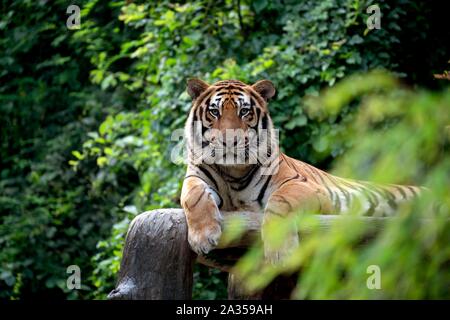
[
  {"left": 188, "top": 221, "right": 222, "bottom": 255},
  {"left": 263, "top": 229, "right": 299, "bottom": 265}
]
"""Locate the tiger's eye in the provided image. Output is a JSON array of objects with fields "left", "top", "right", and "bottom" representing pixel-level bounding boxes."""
[
  {"left": 209, "top": 109, "right": 219, "bottom": 117},
  {"left": 239, "top": 108, "right": 250, "bottom": 117}
]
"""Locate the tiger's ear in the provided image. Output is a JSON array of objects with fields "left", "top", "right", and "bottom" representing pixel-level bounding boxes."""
[
  {"left": 187, "top": 78, "right": 210, "bottom": 100},
  {"left": 251, "top": 80, "right": 276, "bottom": 101}
]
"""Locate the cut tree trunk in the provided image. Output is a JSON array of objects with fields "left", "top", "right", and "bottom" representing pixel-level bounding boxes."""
[
  {"left": 107, "top": 209, "right": 196, "bottom": 300},
  {"left": 108, "top": 209, "right": 387, "bottom": 300}
]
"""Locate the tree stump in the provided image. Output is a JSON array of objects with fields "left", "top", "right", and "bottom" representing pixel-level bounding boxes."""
[
  {"left": 108, "top": 209, "right": 387, "bottom": 300},
  {"left": 107, "top": 210, "right": 195, "bottom": 300}
]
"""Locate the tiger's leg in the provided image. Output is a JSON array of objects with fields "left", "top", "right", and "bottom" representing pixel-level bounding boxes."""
[
  {"left": 181, "top": 176, "right": 222, "bottom": 255},
  {"left": 262, "top": 181, "right": 331, "bottom": 264}
]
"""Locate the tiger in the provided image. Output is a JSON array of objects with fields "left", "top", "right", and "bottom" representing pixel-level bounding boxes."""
[{"left": 181, "top": 78, "right": 421, "bottom": 260}]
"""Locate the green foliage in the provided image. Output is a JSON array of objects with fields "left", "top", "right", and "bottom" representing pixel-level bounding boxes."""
[
  {"left": 193, "top": 265, "right": 228, "bottom": 300},
  {"left": 0, "top": 0, "right": 127, "bottom": 299},
  {"left": 0, "top": 0, "right": 448, "bottom": 299},
  {"left": 234, "top": 71, "right": 450, "bottom": 299}
]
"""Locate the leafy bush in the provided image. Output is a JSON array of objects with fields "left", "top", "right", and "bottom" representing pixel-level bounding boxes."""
[
  {"left": 0, "top": 0, "right": 125, "bottom": 299},
  {"left": 233, "top": 71, "right": 450, "bottom": 299}
]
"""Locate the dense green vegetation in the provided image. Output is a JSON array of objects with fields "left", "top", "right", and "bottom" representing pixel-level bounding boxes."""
[
  {"left": 0, "top": 0, "right": 448, "bottom": 299},
  {"left": 234, "top": 71, "right": 450, "bottom": 298}
]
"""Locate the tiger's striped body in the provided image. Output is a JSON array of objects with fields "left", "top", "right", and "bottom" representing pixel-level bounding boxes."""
[{"left": 181, "top": 79, "right": 421, "bottom": 256}]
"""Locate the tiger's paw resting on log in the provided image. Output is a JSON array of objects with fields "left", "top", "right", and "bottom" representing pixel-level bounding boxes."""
[
  {"left": 181, "top": 176, "right": 223, "bottom": 255},
  {"left": 261, "top": 218, "right": 299, "bottom": 266},
  {"left": 261, "top": 182, "right": 331, "bottom": 264}
]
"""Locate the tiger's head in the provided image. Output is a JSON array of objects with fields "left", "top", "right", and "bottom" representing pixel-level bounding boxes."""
[{"left": 185, "top": 79, "right": 278, "bottom": 169}]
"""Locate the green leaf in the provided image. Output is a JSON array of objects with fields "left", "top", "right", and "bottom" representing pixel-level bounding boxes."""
[
  {"left": 71, "top": 150, "right": 84, "bottom": 160},
  {"left": 96, "top": 156, "right": 108, "bottom": 167}
]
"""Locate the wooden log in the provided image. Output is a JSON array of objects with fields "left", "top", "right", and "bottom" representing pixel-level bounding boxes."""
[
  {"left": 199, "top": 212, "right": 387, "bottom": 271},
  {"left": 108, "top": 209, "right": 389, "bottom": 300},
  {"left": 215, "top": 210, "right": 388, "bottom": 248},
  {"left": 108, "top": 209, "right": 196, "bottom": 300}
]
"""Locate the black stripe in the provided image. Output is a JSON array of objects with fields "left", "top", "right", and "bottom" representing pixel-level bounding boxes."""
[
  {"left": 360, "top": 187, "right": 378, "bottom": 216},
  {"left": 215, "top": 90, "right": 244, "bottom": 96},
  {"left": 325, "top": 177, "right": 347, "bottom": 212},
  {"left": 341, "top": 180, "right": 379, "bottom": 215},
  {"left": 363, "top": 183, "right": 385, "bottom": 200},
  {"left": 201, "top": 140, "right": 209, "bottom": 148},
  {"left": 230, "top": 166, "right": 260, "bottom": 191},
  {"left": 249, "top": 91, "right": 265, "bottom": 106},
  {"left": 327, "top": 175, "right": 352, "bottom": 208},
  {"left": 197, "top": 166, "right": 219, "bottom": 191},
  {"left": 395, "top": 185, "right": 407, "bottom": 199},
  {"left": 214, "top": 81, "right": 246, "bottom": 87},
  {"left": 216, "top": 192, "right": 224, "bottom": 209},
  {"left": 358, "top": 185, "right": 380, "bottom": 215},
  {"left": 407, "top": 186, "right": 418, "bottom": 197},
  {"left": 196, "top": 88, "right": 216, "bottom": 109},
  {"left": 265, "top": 208, "right": 284, "bottom": 217},
  {"left": 184, "top": 175, "right": 223, "bottom": 208},
  {"left": 250, "top": 106, "right": 261, "bottom": 130},
  {"left": 185, "top": 174, "right": 204, "bottom": 182},
  {"left": 308, "top": 168, "right": 339, "bottom": 211},
  {"left": 271, "top": 195, "right": 292, "bottom": 213},
  {"left": 217, "top": 85, "right": 242, "bottom": 91},
  {"left": 191, "top": 188, "right": 206, "bottom": 208},
  {"left": 254, "top": 171, "right": 267, "bottom": 187},
  {"left": 283, "top": 155, "right": 294, "bottom": 170},
  {"left": 379, "top": 186, "right": 398, "bottom": 210},
  {"left": 363, "top": 183, "right": 396, "bottom": 211},
  {"left": 278, "top": 174, "right": 301, "bottom": 188},
  {"left": 261, "top": 113, "right": 268, "bottom": 130},
  {"left": 184, "top": 174, "right": 214, "bottom": 190},
  {"left": 333, "top": 191, "right": 341, "bottom": 213},
  {"left": 301, "top": 164, "right": 320, "bottom": 184},
  {"left": 198, "top": 105, "right": 204, "bottom": 122},
  {"left": 364, "top": 199, "right": 375, "bottom": 215},
  {"left": 216, "top": 164, "right": 256, "bottom": 182},
  {"left": 257, "top": 175, "right": 272, "bottom": 206}
]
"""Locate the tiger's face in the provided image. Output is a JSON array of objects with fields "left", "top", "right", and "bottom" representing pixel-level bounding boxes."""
[{"left": 185, "top": 79, "right": 278, "bottom": 167}]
